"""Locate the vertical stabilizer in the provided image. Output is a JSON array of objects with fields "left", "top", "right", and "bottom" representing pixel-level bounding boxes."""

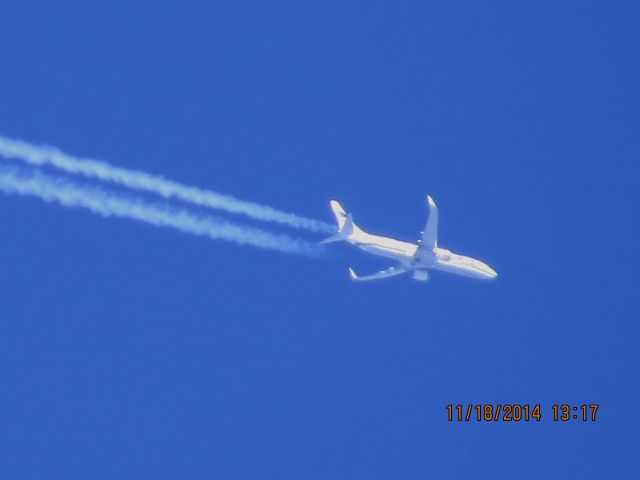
[
  {"left": 320, "top": 200, "right": 362, "bottom": 244},
  {"left": 330, "top": 200, "right": 348, "bottom": 230}
]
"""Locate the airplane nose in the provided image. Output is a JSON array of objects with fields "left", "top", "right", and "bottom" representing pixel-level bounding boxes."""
[
  {"left": 478, "top": 262, "right": 498, "bottom": 279},
  {"left": 485, "top": 266, "right": 498, "bottom": 279}
]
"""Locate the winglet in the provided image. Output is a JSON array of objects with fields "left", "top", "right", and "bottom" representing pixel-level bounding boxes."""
[
  {"left": 348, "top": 267, "right": 358, "bottom": 280},
  {"left": 420, "top": 194, "right": 439, "bottom": 250}
]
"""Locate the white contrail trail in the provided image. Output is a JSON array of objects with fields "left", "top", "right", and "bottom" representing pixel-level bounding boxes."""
[
  {"left": 0, "top": 165, "right": 322, "bottom": 256},
  {"left": 0, "top": 135, "right": 334, "bottom": 233}
]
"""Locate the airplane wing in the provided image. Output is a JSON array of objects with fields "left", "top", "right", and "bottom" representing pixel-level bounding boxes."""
[
  {"left": 348, "top": 266, "right": 407, "bottom": 282},
  {"left": 419, "top": 195, "right": 438, "bottom": 251}
]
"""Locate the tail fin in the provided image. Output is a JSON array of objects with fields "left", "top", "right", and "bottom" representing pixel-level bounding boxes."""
[
  {"left": 319, "top": 200, "right": 359, "bottom": 244},
  {"left": 330, "top": 200, "right": 348, "bottom": 230}
]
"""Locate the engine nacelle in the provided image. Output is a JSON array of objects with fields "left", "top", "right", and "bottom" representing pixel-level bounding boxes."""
[{"left": 412, "top": 270, "right": 430, "bottom": 281}]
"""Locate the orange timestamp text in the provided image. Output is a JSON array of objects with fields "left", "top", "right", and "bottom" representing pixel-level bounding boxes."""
[{"left": 446, "top": 404, "right": 599, "bottom": 422}]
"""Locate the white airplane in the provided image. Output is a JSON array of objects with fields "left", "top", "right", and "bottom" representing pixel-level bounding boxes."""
[{"left": 320, "top": 196, "right": 497, "bottom": 282}]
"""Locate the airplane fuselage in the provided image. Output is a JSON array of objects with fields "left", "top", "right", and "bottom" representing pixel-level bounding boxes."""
[
  {"left": 352, "top": 231, "right": 418, "bottom": 260},
  {"left": 321, "top": 196, "right": 497, "bottom": 282},
  {"left": 348, "top": 232, "right": 497, "bottom": 280}
]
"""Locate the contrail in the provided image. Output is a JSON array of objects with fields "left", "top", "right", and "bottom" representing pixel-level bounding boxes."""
[
  {"left": 0, "top": 135, "right": 334, "bottom": 233},
  {"left": 0, "top": 165, "right": 322, "bottom": 256}
]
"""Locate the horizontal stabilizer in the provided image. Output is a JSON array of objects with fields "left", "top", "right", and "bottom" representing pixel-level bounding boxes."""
[{"left": 319, "top": 234, "right": 343, "bottom": 245}]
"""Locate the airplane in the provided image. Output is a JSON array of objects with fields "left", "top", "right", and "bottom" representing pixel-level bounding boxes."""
[{"left": 320, "top": 196, "right": 497, "bottom": 282}]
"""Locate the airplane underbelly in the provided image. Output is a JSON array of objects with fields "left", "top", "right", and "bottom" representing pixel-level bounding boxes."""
[{"left": 436, "top": 257, "right": 489, "bottom": 279}]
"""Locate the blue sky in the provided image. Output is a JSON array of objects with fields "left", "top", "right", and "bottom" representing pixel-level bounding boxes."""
[{"left": 0, "top": 1, "right": 638, "bottom": 478}]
